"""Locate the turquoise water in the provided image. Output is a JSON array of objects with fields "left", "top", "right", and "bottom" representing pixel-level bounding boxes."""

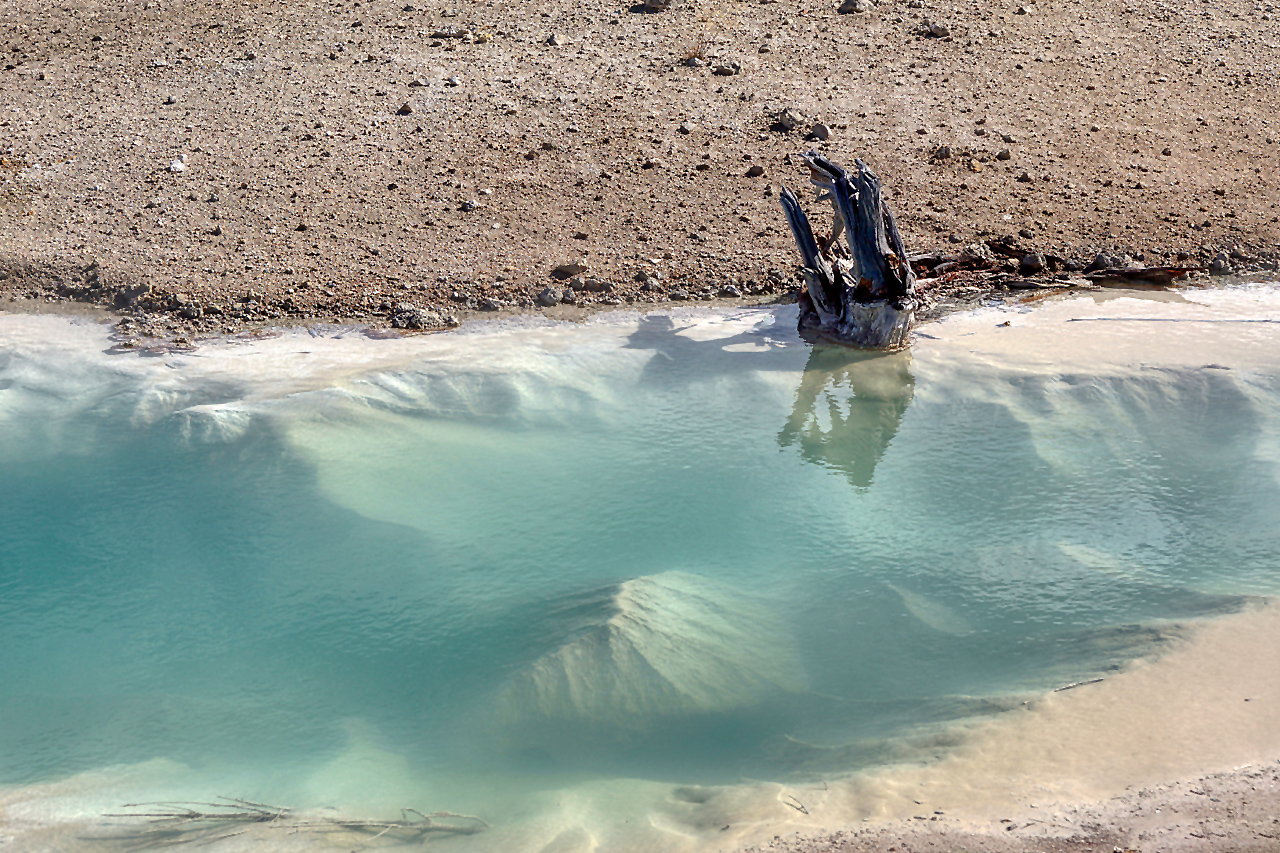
[{"left": 2, "top": 291, "right": 1280, "bottom": 848}]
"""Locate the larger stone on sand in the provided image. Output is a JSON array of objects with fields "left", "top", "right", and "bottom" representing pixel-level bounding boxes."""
[{"left": 494, "top": 572, "right": 804, "bottom": 732}]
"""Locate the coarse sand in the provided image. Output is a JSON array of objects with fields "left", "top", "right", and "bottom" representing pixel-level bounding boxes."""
[{"left": 1, "top": 0, "right": 1279, "bottom": 339}]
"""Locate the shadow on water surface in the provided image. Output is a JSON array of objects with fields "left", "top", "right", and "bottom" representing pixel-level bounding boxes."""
[{"left": 621, "top": 312, "right": 798, "bottom": 386}]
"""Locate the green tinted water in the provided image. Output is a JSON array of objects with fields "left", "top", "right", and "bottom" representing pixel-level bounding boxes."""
[{"left": 1, "top": 290, "right": 1278, "bottom": 848}]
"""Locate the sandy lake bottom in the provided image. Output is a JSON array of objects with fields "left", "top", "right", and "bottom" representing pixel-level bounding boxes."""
[{"left": 2, "top": 284, "right": 1280, "bottom": 852}]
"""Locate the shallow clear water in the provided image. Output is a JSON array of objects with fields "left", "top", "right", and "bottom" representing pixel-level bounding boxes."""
[{"left": 2, "top": 288, "right": 1280, "bottom": 848}]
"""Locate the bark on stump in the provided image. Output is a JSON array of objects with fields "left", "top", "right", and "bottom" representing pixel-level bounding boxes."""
[{"left": 780, "top": 151, "right": 916, "bottom": 349}]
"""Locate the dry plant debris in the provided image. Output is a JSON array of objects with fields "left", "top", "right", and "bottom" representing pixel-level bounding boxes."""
[{"left": 103, "top": 796, "right": 488, "bottom": 849}]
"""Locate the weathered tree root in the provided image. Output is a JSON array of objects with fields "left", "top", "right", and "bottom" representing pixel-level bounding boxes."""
[
  {"left": 104, "top": 796, "right": 488, "bottom": 849},
  {"left": 781, "top": 151, "right": 917, "bottom": 349}
]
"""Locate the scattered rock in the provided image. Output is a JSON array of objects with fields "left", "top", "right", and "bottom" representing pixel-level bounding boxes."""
[
  {"left": 746, "top": 164, "right": 766, "bottom": 177},
  {"left": 112, "top": 283, "right": 151, "bottom": 309},
  {"left": 546, "top": 33, "right": 569, "bottom": 46},
  {"left": 1019, "top": 252, "right": 1045, "bottom": 275},
  {"left": 1016, "top": 171, "right": 1032, "bottom": 182},
  {"left": 1209, "top": 253, "right": 1233, "bottom": 275},
  {"left": 686, "top": 56, "right": 706, "bottom": 67},
  {"left": 1085, "top": 251, "right": 1135, "bottom": 272},
  {"left": 678, "top": 121, "right": 696, "bottom": 134},
  {"left": 718, "top": 284, "right": 742, "bottom": 297},
  {"left": 478, "top": 297, "right": 503, "bottom": 311},
  {"left": 168, "top": 157, "right": 186, "bottom": 173},
  {"left": 712, "top": 61, "right": 741, "bottom": 76},
  {"left": 996, "top": 149, "right": 1012, "bottom": 160},
  {"left": 773, "top": 107, "right": 805, "bottom": 132},
  {"left": 838, "top": 0, "right": 874, "bottom": 12},
  {"left": 397, "top": 101, "right": 415, "bottom": 115},
  {"left": 919, "top": 18, "right": 950, "bottom": 37},
  {"left": 536, "top": 287, "right": 562, "bottom": 307},
  {"left": 391, "top": 305, "right": 443, "bottom": 329},
  {"left": 669, "top": 289, "right": 691, "bottom": 300},
  {"left": 569, "top": 276, "right": 612, "bottom": 292},
  {"left": 809, "top": 122, "right": 831, "bottom": 140},
  {"left": 164, "top": 94, "right": 178, "bottom": 105},
  {"left": 552, "top": 261, "right": 588, "bottom": 279}
]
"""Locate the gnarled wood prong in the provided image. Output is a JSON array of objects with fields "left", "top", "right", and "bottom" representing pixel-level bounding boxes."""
[{"left": 779, "top": 153, "right": 917, "bottom": 349}]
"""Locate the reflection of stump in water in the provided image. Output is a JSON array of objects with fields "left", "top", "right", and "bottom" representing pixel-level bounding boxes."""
[{"left": 778, "top": 347, "right": 914, "bottom": 488}]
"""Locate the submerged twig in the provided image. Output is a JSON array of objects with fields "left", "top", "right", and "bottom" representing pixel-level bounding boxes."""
[
  {"left": 782, "top": 794, "right": 810, "bottom": 814},
  {"left": 1052, "top": 677, "right": 1106, "bottom": 692},
  {"left": 289, "top": 807, "right": 489, "bottom": 838},
  {"left": 104, "top": 797, "right": 487, "bottom": 849}
]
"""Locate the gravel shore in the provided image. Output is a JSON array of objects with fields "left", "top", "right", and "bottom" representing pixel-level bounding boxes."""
[
  {"left": 760, "top": 763, "right": 1280, "bottom": 853},
  {"left": 2, "top": 0, "right": 1279, "bottom": 338}
]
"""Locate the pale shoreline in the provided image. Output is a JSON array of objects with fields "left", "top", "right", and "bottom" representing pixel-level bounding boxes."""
[{"left": 749, "top": 598, "right": 1280, "bottom": 853}]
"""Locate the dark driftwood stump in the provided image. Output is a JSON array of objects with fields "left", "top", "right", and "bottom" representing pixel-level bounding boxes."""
[{"left": 781, "top": 152, "right": 916, "bottom": 349}]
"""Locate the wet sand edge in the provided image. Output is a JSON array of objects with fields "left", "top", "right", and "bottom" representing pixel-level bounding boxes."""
[{"left": 752, "top": 600, "right": 1280, "bottom": 853}]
